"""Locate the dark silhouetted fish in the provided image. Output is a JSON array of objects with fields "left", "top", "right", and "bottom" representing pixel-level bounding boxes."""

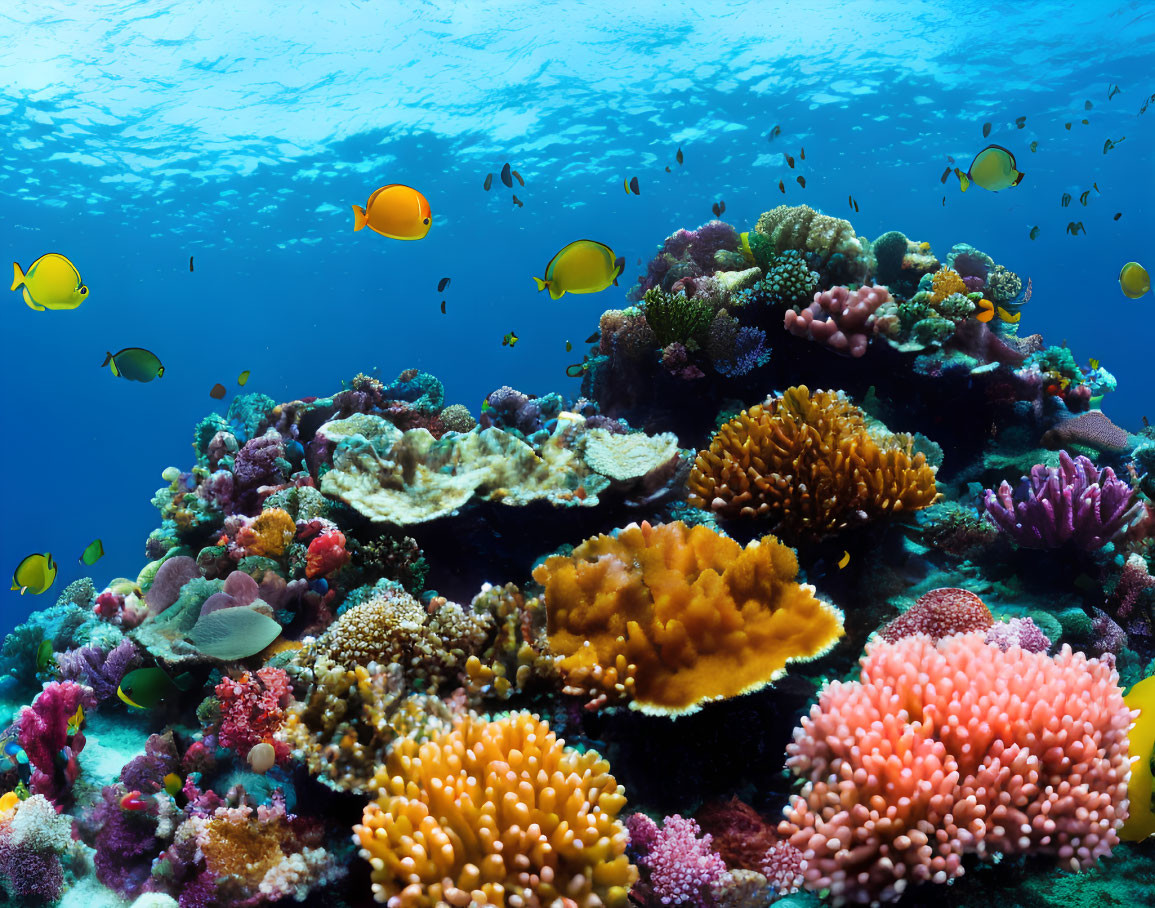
[
  {"left": 1014, "top": 116, "right": 1026, "bottom": 128},
  {"left": 676, "top": 147, "right": 684, "bottom": 164},
  {"left": 784, "top": 153, "right": 795, "bottom": 168},
  {"left": 1108, "top": 84, "right": 1120, "bottom": 100},
  {"left": 501, "top": 163, "right": 513, "bottom": 188},
  {"left": 189, "top": 256, "right": 194, "bottom": 272},
  {"left": 438, "top": 277, "right": 450, "bottom": 292},
  {"left": 483, "top": 173, "right": 493, "bottom": 191},
  {"left": 982, "top": 121, "right": 992, "bottom": 137},
  {"left": 512, "top": 169, "right": 525, "bottom": 187},
  {"left": 796, "top": 175, "right": 806, "bottom": 188}
]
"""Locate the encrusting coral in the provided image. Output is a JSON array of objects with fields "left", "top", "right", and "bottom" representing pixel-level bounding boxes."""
[
  {"left": 533, "top": 520, "right": 844, "bottom": 714},
  {"left": 354, "top": 711, "right": 637, "bottom": 908},
  {"left": 687, "top": 387, "right": 939, "bottom": 542}
]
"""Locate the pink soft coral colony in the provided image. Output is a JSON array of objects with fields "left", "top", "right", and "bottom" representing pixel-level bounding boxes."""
[{"left": 779, "top": 633, "right": 1133, "bottom": 905}]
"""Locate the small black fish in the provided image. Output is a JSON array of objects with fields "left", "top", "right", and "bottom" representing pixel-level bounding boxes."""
[
  {"left": 941, "top": 196, "right": 946, "bottom": 206},
  {"left": 437, "top": 277, "right": 451, "bottom": 292},
  {"left": 1113, "top": 212, "right": 1122, "bottom": 221},
  {"left": 501, "top": 163, "right": 513, "bottom": 188},
  {"left": 1081, "top": 118, "right": 1089, "bottom": 125},
  {"left": 711, "top": 200, "right": 725, "bottom": 217},
  {"left": 796, "top": 175, "right": 806, "bottom": 188},
  {"left": 784, "top": 153, "right": 795, "bottom": 168},
  {"left": 1014, "top": 116, "right": 1026, "bottom": 128},
  {"left": 1143, "top": 415, "right": 1150, "bottom": 428},
  {"left": 512, "top": 169, "right": 525, "bottom": 187},
  {"left": 585, "top": 331, "right": 600, "bottom": 344},
  {"left": 624, "top": 176, "right": 640, "bottom": 195},
  {"left": 1066, "top": 221, "right": 1086, "bottom": 236},
  {"left": 778, "top": 180, "right": 785, "bottom": 193},
  {"left": 665, "top": 166, "right": 671, "bottom": 172},
  {"left": 1079, "top": 190, "right": 1090, "bottom": 206},
  {"left": 939, "top": 165, "right": 952, "bottom": 184},
  {"left": 565, "top": 341, "right": 572, "bottom": 352},
  {"left": 1108, "top": 84, "right": 1120, "bottom": 100},
  {"left": 676, "top": 147, "right": 684, "bottom": 165},
  {"left": 1030, "top": 141, "right": 1038, "bottom": 152},
  {"left": 800, "top": 146, "right": 806, "bottom": 160},
  {"left": 1061, "top": 193, "right": 1071, "bottom": 207},
  {"left": 767, "top": 125, "right": 781, "bottom": 141},
  {"left": 1065, "top": 122, "right": 1072, "bottom": 130},
  {"left": 851, "top": 197, "right": 858, "bottom": 212},
  {"left": 502, "top": 330, "right": 518, "bottom": 347},
  {"left": 1093, "top": 182, "right": 1100, "bottom": 193},
  {"left": 512, "top": 194, "right": 523, "bottom": 207},
  {"left": 982, "top": 121, "right": 992, "bottom": 137},
  {"left": 440, "top": 300, "right": 446, "bottom": 314},
  {"left": 1103, "top": 137, "right": 1126, "bottom": 153},
  {"left": 189, "top": 255, "right": 194, "bottom": 272},
  {"left": 1142, "top": 94, "right": 1154, "bottom": 115},
  {"left": 483, "top": 173, "right": 493, "bottom": 191},
  {"left": 1085, "top": 100, "right": 1093, "bottom": 110},
  {"left": 1029, "top": 226, "right": 1039, "bottom": 240}
]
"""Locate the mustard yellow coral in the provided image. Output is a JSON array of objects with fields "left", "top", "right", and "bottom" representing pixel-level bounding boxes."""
[
  {"left": 241, "top": 507, "right": 296, "bottom": 557},
  {"left": 354, "top": 711, "right": 636, "bottom": 908},
  {"left": 533, "top": 520, "right": 844, "bottom": 715},
  {"left": 687, "top": 386, "right": 939, "bottom": 542},
  {"left": 929, "top": 267, "right": 967, "bottom": 304}
]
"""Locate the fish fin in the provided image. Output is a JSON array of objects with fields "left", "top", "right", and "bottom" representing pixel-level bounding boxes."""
[
  {"left": 549, "top": 284, "right": 565, "bottom": 300},
  {"left": 352, "top": 205, "right": 367, "bottom": 232},
  {"left": 22, "top": 290, "right": 45, "bottom": 312},
  {"left": 533, "top": 277, "right": 549, "bottom": 292},
  {"left": 954, "top": 169, "right": 970, "bottom": 192},
  {"left": 10, "top": 262, "right": 24, "bottom": 291},
  {"left": 173, "top": 672, "right": 196, "bottom": 691}
]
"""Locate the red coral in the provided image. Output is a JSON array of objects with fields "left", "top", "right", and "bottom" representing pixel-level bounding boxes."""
[
  {"left": 17, "top": 680, "right": 96, "bottom": 800},
  {"left": 215, "top": 667, "right": 292, "bottom": 761},
  {"left": 696, "top": 798, "right": 778, "bottom": 872},
  {"left": 305, "top": 530, "right": 349, "bottom": 579},
  {"left": 879, "top": 588, "right": 992, "bottom": 643}
]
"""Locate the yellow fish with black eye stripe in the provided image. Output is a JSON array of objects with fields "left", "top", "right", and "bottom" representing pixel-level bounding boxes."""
[
  {"left": 11, "top": 553, "right": 56, "bottom": 595},
  {"left": 954, "top": 144, "right": 1025, "bottom": 192},
  {"left": 11, "top": 254, "right": 89, "bottom": 311}
]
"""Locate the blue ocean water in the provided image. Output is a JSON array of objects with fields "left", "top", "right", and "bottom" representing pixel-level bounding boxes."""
[{"left": 1, "top": 0, "right": 1152, "bottom": 626}]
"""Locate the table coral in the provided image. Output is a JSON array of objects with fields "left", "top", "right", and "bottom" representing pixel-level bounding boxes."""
[
  {"left": 779, "top": 633, "right": 1132, "bottom": 905},
  {"left": 533, "top": 520, "right": 844, "bottom": 714},
  {"left": 687, "top": 387, "right": 939, "bottom": 541},
  {"left": 354, "top": 711, "right": 636, "bottom": 908}
]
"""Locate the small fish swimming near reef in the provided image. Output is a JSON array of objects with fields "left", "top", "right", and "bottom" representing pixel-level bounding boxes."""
[
  {"left": 502, "top": 331, "right": 519, "bottom": 347},
  {"left": 1088, "top": 357, "right": 1100, "bottom": 371},
  {"left": 66, "top": 704, "right": 84, "bottom": 736},
  {"left": 1029, "top": 226, "right": 1040, "bottom": 240},
  {"left": 1085, "top": 100, "right": 1093, "bottom": 110},
  {"left": 36, "top": 639, "right": 54, "bottom": 674},
  {"left": 120, "top": 791, "right": 147, "bottom": 811},
  {"left": 1108, "top": 83, "right": 1121, "bottom": 100},
  {"left": 440, "top": 300, "right": 446, "bottom": 314},
  {"left": 11, "top": 253, "right": 89, "bottom": 311},
  {"left": 11, "top": 553, "right": 56, "bottom": 595},
  {"left": 533, "top": 240, "right": 624, "bottom": 300},
  {"left": 941, "top": 196, "right": 946, "bottom": 206},
  {"left": 511, "top": 169, "right": 525, "bottom": 187},
  {"left": 848, "top": 195, "right": 859, "bottom": 212},
  {"left": 565, "top": 340, "right": 572, "bottom": 352},
  {"left": 800, "top": 146, "right": 806, "bottom": 160},
  {"left": 837, "top": 551, "right": 850, "bottom": 569},
  {"left": 1079, "top": 190, "right": 1091, "bottom": 206},
  {"left": 1103, "top": 137, "right": 1125, "bottom": 153},
  {"left": 1065, "top": 122, "right": 1072, "bottom": 130},
  {"left": 585, "top": 331, "right": 600, "bottom": 344},
  {"left": 982, "top": 121, "right": 992, "bottom": 137},
  {"left": 1014, "top": 116, "right": 1026, "bottom": 128},
  {"left": 163, "top": 773, "right": 183, "bottom": 797},
  {"left": 1114, "top": 212, "right": 1123, "bottom": 221},
  {"left": 623, "top": 176, "right": 640, "bottom": 195},
  {"left": 352, "top": 184, "right": 432, "bottom": 240},
  {"left": 1141, "top": 93, "right": 1155, "bottom": 115},
  {"left": 501, "top": 163, "right": 513, "bottom": 188},
  {"left": 767, "top": 125, "right": 781, "bottom": 141},
  {"left": 437, "top": 277, "right": 451, "bottom": 292},
  {"left": 939, "top": 165, "right": 952, "bottom": 184},
  {"left": 512, "top": 195, "right": 524, "bottom": 208},
  {"left": 117, "top": 667, "right": 193, "bottom": 709},
  {"left": 954, "top": 145, "right": 1024, "bottom": 192},
  {"left": 483, "top": 173, "right": 493, "bottom": 191},
  {"left": 712, "top": 200, "right": 726, "bottom": 217},
  {"left": 565, "top": 357, "right": 592, "bottom": 378},
  {"left": 784, "top": 153, "right": 795, "bottom": 168},
  {"left": 238, "top": 370, "right": 250, "bottom": 386},
  {"left": 1066, "top": 221, "right": 1087, "bottom": 236},
  {"left": 778, "top": 180, "right": 786, "bottom": 194},
  {"left": 1119, "top": 262, "right": 1150, "bottom": 299},
  {"left": 1030, "top": 140, "right": 1038, "bottom": 152},
  {"left": 1061, "top": 193, "right": 1072, "bottom": 207},
  {"left": 997, "top": 305, "right": 1020, "bottom": 324},
  {"left": 103, "top": 347, "right": 164, "bottom": 382},
  {"left": 209, "top": 383, "right": 227, "bottom": 399},
  {"left": 80, "top": 538, "right": 104, "bottom": 566},
  {"left": 796, "top": 175, "right": 806, "bottom": 188},
  {"left": 676, "top": 147, "right": 684, "bottom": 165},
  {"left": 189, "top": 256, "right": 194, "bottom": 272}
]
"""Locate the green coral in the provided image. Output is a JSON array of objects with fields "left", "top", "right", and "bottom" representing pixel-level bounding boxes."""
[
  {"left": 755, "top": 250, "right": 819, "bottom": 306},
  {"left": 641, "top": 287, "right": 713, "bottom": 347},
  {"left": 936, "top": 292, "right": 976, "bottom": 321},
  {"left": 227, "top": 392, "right": 277, "bottom": 442},
  {"left": 1028, "top": 346, "right": 1085, "bottom": 384},
  {"left": 872, "top": 230, "right": 909, "bottom": 287}
]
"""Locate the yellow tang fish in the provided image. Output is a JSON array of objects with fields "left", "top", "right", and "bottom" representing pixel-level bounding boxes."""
[
  {"left": 954, "top": 144, "right": 1025, "bottom": 192},
  {"left": 738, "top": 232, "right": 755, "bottom": 263},
  {"left": 11, "top": 254, "right": 89, "bottom": 311},
  {"left": 1120, "top": 674, "right": 1155, "bottom": 842},
  {"left": 533, "top": 240, "right": 624, "bottom": 300},
  {"left": 66, "top": 705, "right": 85, "bottom": 736},
  {"left": 352, "top": 184, "right": 432, "bottom": 240},
  {"left": 11, "top": 553, "right": 57, "bottom": 595},
  {"left": 996, "top": 306, "right": 1020, "bottom": 324},
  {"left": 1119, "top": 262, "right": 1150, "bottom": 299}
]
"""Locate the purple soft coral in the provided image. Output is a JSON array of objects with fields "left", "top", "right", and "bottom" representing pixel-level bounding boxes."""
[
  {"left": 982, "top": 450, "right": 1139, "bottom": 550},
  {"left": 56, "top": 638, "right": 141, "bottom": 702}
]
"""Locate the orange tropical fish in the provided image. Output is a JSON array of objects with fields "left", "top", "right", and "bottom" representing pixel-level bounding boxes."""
[{"left": 352, "top": 184, "right": 432, "bottom": 240}]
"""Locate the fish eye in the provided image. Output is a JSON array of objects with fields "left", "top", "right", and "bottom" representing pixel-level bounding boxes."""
[
  {"left": 79, "top": 286, "right": 88, "bottom": 295},
  {"left": 423, "top": 218, "right": 430, "bottom": 225}
]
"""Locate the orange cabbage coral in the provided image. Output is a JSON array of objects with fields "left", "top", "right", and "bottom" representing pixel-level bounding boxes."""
[
  {"left": 929, "top": 267, "right": 967, "bottom": 304},
  {"left": 354, "top": 711, "right": 636, "bottom": 908},
  {"left": 237, "top": 507, "right": 296, "bottom": 557},
  {"left": 687, "top": 387, "right": 938, "bottom": 542},
  {"left": 533, "top": 520, "right": 844, "bottom": 714}
]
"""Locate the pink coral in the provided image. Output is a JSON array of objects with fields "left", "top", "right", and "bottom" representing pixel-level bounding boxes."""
[
  {"left": 984, "top": 616, "right": 1051, "bottom": 653},
  {"left": 17, "top": 680, "right": 96, "bottom": 800},
  {"left": 784, "top": 285, "right": 891, "bottom": 357},
  {"left": 879, "top": 588, "right": 992, "bottom": 643},
  {"left": 780, "top": 633, "right": 1132, "bottom": 905},
  {"left": 635, "top": 815, "right": 730, "bottom": 908},
  {"left": 215, "top": 667, "right": 292, "bottom": 762},
  {"left": 760, "top": 840, "right": 805, "bottom": 897}
]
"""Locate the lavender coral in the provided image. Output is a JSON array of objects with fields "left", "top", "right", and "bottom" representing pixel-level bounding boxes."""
[{"left": 983, "top": 450, "right": 1139, "bottom": 550}]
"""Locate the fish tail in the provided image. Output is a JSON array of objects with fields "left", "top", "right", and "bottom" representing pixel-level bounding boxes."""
[
  {"left": 10, "top": 262, "right": 24, "bottom": 291},
  {"left": 954, "top": 169, "right": 970, "bottom": 192},
  {"left": 352, "top": 205, "right": 367, "bottom": 232},
  {"left": 101, "top": 352, "right": 118, "bottom": 377},
  {"left": 533, "top": 277, "right": 549, "bottom": 292}
]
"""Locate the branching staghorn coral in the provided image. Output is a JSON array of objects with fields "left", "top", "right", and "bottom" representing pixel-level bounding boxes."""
[{"left": 688, "top": 387, "right": 939, "bottom": 542}]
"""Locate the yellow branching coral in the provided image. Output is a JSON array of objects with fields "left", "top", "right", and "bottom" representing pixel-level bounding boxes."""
[
  {"left": 929, "top": 267, "right": 967, "bottom": 304},
  {"left": 533, "top": 520, "right": 844, "bottom": 715},
  {"left": 464, "top": 582, "right": 556, "bottom": 701},
  {"left": 354, "top": 711, "right": 636, "bottom": 908},
  {"left": 687, "top": 387, "right": 939, "bottom": 542}
]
